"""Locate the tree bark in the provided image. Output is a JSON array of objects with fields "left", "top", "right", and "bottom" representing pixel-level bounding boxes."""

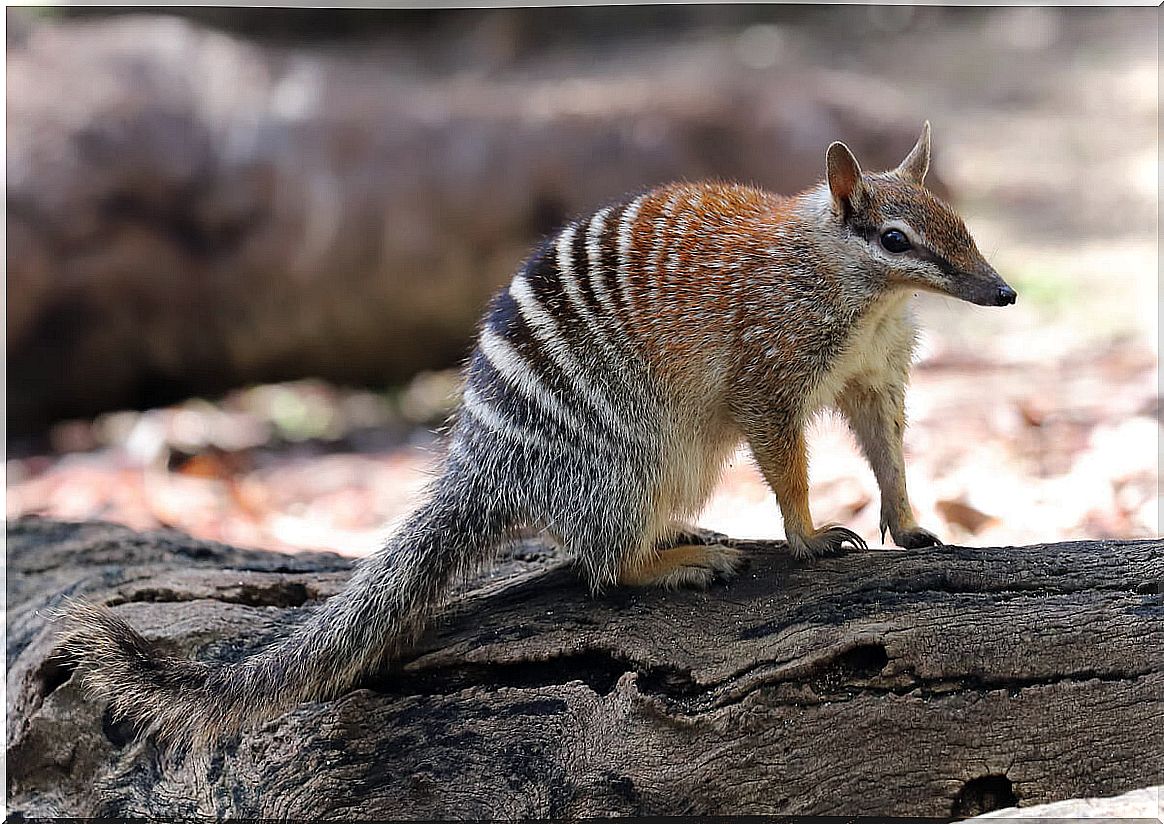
[{"left": 7, "top": 517, "right": 1162, "bottom": 819}]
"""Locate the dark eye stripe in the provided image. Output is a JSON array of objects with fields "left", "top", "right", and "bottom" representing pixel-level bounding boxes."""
[
  {"left": 911, "top": 242, "right": 961, "bottom": 277},
  {"left": 854, "top": 221, "right": 960, "bottom": 275}
]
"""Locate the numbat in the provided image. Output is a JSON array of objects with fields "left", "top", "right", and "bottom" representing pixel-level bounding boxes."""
[{"left": 60, "top": 122, "right": 1016, "bottom": 740}]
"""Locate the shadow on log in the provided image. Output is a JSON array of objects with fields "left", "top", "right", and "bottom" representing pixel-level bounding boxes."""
[{"left": 7, "top": 517, "right": 1162, "bottom": 818}]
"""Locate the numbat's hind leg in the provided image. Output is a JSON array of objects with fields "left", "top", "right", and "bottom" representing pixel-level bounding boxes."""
[
  {"left": 658, "top": 524, "right": 736, "bottom": 548},
  {"left": 619, "top": 544, "right": 745, "bottom": 590}
]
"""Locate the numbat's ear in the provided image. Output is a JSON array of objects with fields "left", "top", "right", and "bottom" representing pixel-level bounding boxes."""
[
  {"left": 826, "top": 140, "right": 866, "bottom": 217},
  {"left": 896, "top": 121, "right": 932, "bottom": 185}
]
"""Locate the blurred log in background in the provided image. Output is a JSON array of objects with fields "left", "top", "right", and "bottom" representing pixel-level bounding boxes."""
[{"left": 7, "top": 5, "right": 940, "bottom": 430}]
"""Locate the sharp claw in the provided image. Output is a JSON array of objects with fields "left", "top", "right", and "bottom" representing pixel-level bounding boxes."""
[
  {"left": 825, "top": 525, "right": 867, "bottom": 552},
  {"left": 788, "top": 524, "right": 869, "bottom": 559},
  {"left": 898, "top": 527, "right": 945, "bottom": 549},
  {"left": 847, "top": 529, "right": 869, "bottom": 551}
]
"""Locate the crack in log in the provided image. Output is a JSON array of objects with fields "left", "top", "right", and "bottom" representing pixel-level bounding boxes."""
[
  {"left": 40, "top": 624, "right": 1153, "bottom": 738},
  {"left": 897, "top": 667, "right": 1156, "bottom": 700},
  {"left": 671, "top": 662, "right": 1156, "bottom": 716},
  {"left": 573, "top": 641, "right": 1156, "bottom": 717},
  {"left": 367, "top": 650, "right": 635, "bottom": 698},
  {"left": 863, "top": 578, "right": 1156, "bottom": 597},
  {"left": 105, "top": 581, "right": 316, "bottom": 610},
  {"left": 350, "top": 635, "right": 1154, "bottom": 724},
  {"left": 738, "top": 583, "right": 1153, "bottom": 641}
]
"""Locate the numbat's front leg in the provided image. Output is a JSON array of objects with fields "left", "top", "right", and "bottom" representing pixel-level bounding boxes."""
[
  {"left": 835, "top": 379, "right": 944, "bottom": 549},
  {"left": 745, "top": 422, "right": 869, "bottom": 559}
]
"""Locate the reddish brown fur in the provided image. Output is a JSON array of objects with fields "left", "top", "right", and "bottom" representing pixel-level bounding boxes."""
[
  {"left": 620, "top": 182, "right": 792, "bottom": 384},
  {"left": 863, "top": 175, "right": 989, "bottom": 276}
]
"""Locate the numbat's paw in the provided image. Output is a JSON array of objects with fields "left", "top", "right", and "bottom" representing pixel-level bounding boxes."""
[
  {"left": 621, "top": 544, "right": 746, "bottom": 590},
  {"left": 894, "top": 526, "right": 944, "bottom": 549},
  {"left": 787, "top": 525, "right": 868, "bottom": 559}
]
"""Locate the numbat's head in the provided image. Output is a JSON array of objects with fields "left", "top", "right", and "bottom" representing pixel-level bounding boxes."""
[{"left": 823, "top": 122, "right": 1017, "bottom": 307}]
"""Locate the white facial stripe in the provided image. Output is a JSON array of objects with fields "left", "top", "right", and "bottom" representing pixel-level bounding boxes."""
[{"left": 879, "top": 219, "right": 924, "bottom": 248}]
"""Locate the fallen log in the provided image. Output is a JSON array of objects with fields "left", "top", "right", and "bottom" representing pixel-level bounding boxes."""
[{"left": 7, "top": 517, "right": 1162, "bottom": 818}]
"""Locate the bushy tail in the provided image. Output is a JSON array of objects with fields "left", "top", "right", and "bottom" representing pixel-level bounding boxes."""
[{"left": 56, "top": 482, "right": 506, "bottom": 742}]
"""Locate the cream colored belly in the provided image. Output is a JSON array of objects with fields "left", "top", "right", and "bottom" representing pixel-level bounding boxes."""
[
  {"left": 646, "top": 408, "right": 740, "bottom": 547},
  {"left": 804, "top": 294, "right": 914, "bottom": 415}
]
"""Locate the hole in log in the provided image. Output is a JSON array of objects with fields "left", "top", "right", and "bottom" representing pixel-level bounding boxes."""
[
  {"left": 101, "top": 706, "right": 136, "bottom": 749},
  {"left": 951, "top": 774, "right": 1018, "bottom": 817},
  {"left": 371, "top": 650, "right": 630, "bottom": 698},
  {"left": 38, "top": 654, "right": 76, "bottom": 700},
  {"left": 807, "top": 642, "right": 890, "bottom": 694},
  {"left": 637, "top": 665, "right": 701, "bottom": 698}
]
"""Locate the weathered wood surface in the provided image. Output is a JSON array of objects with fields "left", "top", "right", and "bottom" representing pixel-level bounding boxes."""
[{"left": 7, "top": 517, "right": 1162, "bottom": 819}]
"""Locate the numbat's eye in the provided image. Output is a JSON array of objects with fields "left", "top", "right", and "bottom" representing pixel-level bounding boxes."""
[{"left": 880, "top": 229, "right": 912, "bottom": 253}]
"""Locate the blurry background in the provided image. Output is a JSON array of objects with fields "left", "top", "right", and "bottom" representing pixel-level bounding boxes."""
[{"left": 7, "top": 5, "right": 1158, "bottom": 555}]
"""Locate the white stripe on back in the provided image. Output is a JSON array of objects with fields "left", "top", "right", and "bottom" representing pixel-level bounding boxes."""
[
  {"left": 555, "top": 224, "right": 580, "bottom": 294},
  {"left": 509, "top": 275, "right": 630, "bottom": 433},
  {"left": 586, "top": 206, "right": 622, "bottom": 327},
  {"left": 652, "top": 192, "right": 681, "bottom": 281},
  {"left": 667, "top": 192, "right": 700, "bottom": 282},
  {"left": 461, "top": 382, "right": 546, "bottom": 448},
  {"left": 478, "top": 323, "right": 585, "bottom": 433},
  {"left": 560, "top": 218, "right": 632, "bottom": 366},
  {"left": 617, "top": 194, "right": 649, "bottom": 315},
  {"left": 555, "top": 223, "right": 596, "bottom": 342},
  {"left": 649, "top": 192, "right": 682, "bottom": 330}
]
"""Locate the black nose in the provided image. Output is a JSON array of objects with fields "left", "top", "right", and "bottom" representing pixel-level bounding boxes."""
[{"left": 996, "top": 284, "right": 1017, "bottom": 306}]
